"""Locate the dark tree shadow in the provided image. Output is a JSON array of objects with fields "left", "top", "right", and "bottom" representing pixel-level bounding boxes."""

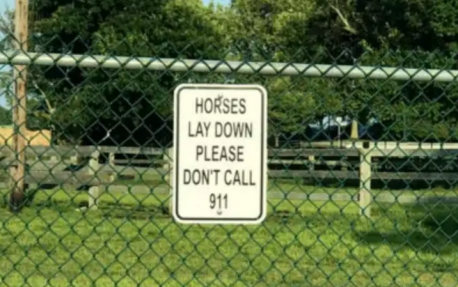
[
  {"left": 23, "top": 158, "right": 93, "bottom": 207},
  {"left": 98, "top": 201, "right": 170, "bottom": 220},
  {"left": 30, "top": 196, "right": 171, "bottom": 220},
  {"left": 355, "top": 200, "right": 458, "bottom": 255}
]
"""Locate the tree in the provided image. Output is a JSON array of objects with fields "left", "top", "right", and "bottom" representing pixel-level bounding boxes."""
[
  {"left": 29, "top": 0, "right": 232, "bottom": 146},
  {"left": 0, "top": 6, "right": 55, "bottom": 136},
  {"left": 350, "top": 0, "right": 458, "bottom": 141},
  {"left": 23, "top": 0, "right": 458, "bottom": 144},
  {"left": 0, "top": 106, "right": 11, "bottom": 125},
  {"left": 267, "top": 78, "right": 316, "bottom": 147},
  {"left": 229, "top": 0, "right": 349, "bottom": 144},
  {"left": 232, "top": 0, "right": 458, "bottom": 142}
]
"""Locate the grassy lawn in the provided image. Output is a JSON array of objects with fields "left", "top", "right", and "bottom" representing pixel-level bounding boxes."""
[{"left": 0, "top": 186, "right": 456, "bottom": 286}]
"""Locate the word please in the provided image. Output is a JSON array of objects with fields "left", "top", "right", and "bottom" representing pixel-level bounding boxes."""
[{"left": 196, "top": 145, "right": 244, "bottom": 162}]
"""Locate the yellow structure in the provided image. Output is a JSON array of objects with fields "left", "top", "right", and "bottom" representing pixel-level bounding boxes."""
[{"left": 0, "top": 126, "right": 52, "bottom": 146}]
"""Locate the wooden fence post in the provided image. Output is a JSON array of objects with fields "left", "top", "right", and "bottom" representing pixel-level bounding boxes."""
[
  {"left": 358, "top": 146, "right": 373, "bottom": 217},
  {"left": 109, "top": 153, "right": 115, "bottom": 166},
  {"left": 88, "top": 151, "right": 100, "bottom": 210},
  {"left": 308, "top": 155, "right": 315, "bottom": 171},
  {"left": 107, "top": 152, "right": 116, "bottom": 182},
  {"left": 70, "top": 154, "right": 78, "bottom": 165}
]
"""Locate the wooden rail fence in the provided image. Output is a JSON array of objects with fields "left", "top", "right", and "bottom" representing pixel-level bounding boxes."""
[
  {"left": 0, "top": 145, "right": 165, "bottom": 210},
  {"left": 1, "top": 143, "right": 457, "bottom": 216}
]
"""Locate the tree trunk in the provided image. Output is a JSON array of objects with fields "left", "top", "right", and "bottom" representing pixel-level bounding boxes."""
[{"left": 275, "top": 135, "right": 280, "bottom": 148}]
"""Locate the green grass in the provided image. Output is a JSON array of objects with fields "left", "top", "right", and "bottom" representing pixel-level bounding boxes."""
[{"left": 0, "top": 186, "right": 456, "bottom": 286}]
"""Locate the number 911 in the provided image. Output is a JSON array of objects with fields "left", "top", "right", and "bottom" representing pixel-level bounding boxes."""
[{"left": 210, "top": 193, "right": 228, "bottom": 210}]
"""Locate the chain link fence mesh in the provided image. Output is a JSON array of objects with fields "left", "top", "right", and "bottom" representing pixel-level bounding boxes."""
[{"left": 1, "top": 10, "right": 458, "bottom": 286}]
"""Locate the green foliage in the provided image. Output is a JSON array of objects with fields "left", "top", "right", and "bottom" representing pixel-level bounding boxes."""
[
  {"left": 0, "top": 0, "right": 456, "bottom": 143},
  {"left": 28, "top": 0, "right": 231, "bottom": 145},
  {"left": 267, "top": 78, "right": 314, "bottom": 140},
  {"left": 0, "top": 106, "right": 11, "bottom": 125}
]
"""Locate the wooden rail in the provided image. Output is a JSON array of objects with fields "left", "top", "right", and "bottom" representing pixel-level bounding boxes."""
[
  {"left": 0, "top": 145, "right": 166, "bottom": 210},
  {"left": 2, "top": 144, "right": 458, "bottom": 215},
  {"left": 268, "top": 148, "right": 458, "bottom": 158},
  {"left": 267, "top": 170, "right": 458, "bottom": 181},
  {"left": 301, "top": 140, "right": 458, "bottom": 150},
  {"left": 0, "top": 146, "right": 121, "bottom": 210}
]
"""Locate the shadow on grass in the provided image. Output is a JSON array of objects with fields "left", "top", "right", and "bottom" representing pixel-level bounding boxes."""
[
  {"left": 31, "top": 196, "right": 172, "bottom": 219},
  {"left": 266, "top": 209, "right": 314, "bottom": 225},
  {"left": 97, "top": 201, "right": 171, "bottom": 220},
  {"left": 96, "top": 203, "right": 312, "bottom": 223},
  {"left": 311, "top": 179, "right": 458, "bottom": 191},
  {"left": 355, "top": 200, "right": 458, "bottom": 255},
  {"left": 14, "top": 193, "right": 321, "bottom": 225}
]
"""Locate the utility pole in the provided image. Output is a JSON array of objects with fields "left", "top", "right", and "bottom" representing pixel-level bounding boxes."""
[{"left": 10, "top": 0, "right": 29, "bottom": 212}]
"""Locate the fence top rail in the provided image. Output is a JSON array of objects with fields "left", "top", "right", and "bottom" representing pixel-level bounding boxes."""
[
  {"left": 1, "top": 51, "right": 458, "bottom": 82},
  {"left": 95, "top": 146, "right": 164, "bottom": 155}
]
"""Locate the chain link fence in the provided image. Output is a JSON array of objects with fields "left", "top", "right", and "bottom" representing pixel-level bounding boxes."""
[
  {"left": 1, "top": 6, "right": 458, "bottom": 286},
  {"left": 0, "top": 48, "right": 456, "bottom": 287}
]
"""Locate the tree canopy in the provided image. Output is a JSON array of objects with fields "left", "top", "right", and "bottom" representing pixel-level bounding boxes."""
[{"left": 3, "top": 0, "right": 457, "bottom": 146}]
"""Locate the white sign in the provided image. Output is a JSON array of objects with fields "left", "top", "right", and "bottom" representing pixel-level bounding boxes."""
[{"left": 172, "top": 83, "right": 268, "bottom": 225}]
